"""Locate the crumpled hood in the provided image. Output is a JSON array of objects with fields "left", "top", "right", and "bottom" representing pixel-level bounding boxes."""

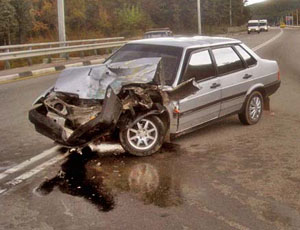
[{"left": 53, "top": 57, "right": 161, "bottom": 100}]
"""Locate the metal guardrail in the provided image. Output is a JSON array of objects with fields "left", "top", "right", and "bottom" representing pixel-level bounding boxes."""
[
  {"left": 0, "top": 41, "right": 127, "bottom": 61},
  {"left": 0, "top": 37, "right": 125, "bottom": 50},
  {"left": 0, "top": 37, "right": 127, "bottom": 69}
]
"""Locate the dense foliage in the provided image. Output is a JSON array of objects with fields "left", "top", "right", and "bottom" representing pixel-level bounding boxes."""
[
  {"left": 249, "top": 0, "right": 300, "bottom": 24},
  {"left": 0, "top": 0, "right": 251, "bottom": 45}
]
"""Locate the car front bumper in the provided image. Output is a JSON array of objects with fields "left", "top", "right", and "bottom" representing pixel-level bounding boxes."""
[{"left": 29, "top": 88, "right": 123, "bottom": 147}]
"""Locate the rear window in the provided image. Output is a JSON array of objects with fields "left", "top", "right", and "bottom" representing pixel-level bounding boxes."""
[
  {"left": 235, "top": 45, "right": 257, "bottom": 67},
  {"left": 212, "top": 47, "right": 244, "bottom": 75}
]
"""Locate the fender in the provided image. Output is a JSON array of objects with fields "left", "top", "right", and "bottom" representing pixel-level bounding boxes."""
[
  {"left": 246, "top": 83, "right": 265, "bottom": 96},
  {"left": 127, "top": 107, "right": 166, "bottom": 129}
]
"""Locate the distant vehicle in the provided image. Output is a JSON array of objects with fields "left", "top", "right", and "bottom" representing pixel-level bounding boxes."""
[
  {"left": 248, "top": 20, "right": 260, "bottom": 34},
  {"left": 259, "top": 20, "right": 269, "bottom": 32},
  {"left": 280, "top": 23, "right": 286, "bottom": 28},
  {"left": 143, "top": 28, "right": 173, "bottom": 38},
  {"left": 29, "top": 36, "right": 280, "bottom": 156}
]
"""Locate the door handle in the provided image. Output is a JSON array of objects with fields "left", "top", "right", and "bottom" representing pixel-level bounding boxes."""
[
  {"left": 243, "top": 74, "right": 253, "bottom": 79},
  {"left": 210, "top": 83, "right": 221, "bottom": 89}
]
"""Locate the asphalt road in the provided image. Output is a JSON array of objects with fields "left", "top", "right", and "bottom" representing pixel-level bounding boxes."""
[{"left": 0, "top": 28, "right": 300, "bottom": 230}]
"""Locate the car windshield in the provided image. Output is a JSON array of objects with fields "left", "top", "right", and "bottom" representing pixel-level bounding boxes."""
[
  {"left": 260, "top": 22, "right": 267, "bottom": 26},
  {"left": 248, "top": 23, "right": 259, "bottom": 27},
  {"left": 106, "top": 44, "right": 183, "bottom": 86},
  {"left": 144, "top": 32, "right": 169, "bottom": 38}
]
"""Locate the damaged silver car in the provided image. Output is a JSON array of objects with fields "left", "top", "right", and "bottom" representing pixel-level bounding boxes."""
[{"left": 29, "top": 37, "right": 280, "bottom": 156}]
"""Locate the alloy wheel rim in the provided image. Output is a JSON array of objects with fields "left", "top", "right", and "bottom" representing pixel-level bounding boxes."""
[
  {"left": 127, "top": 119, "right": 158, "bottom": 150},
  {"left": 249, "top": 96, "right": 262, "bottom": 121}
]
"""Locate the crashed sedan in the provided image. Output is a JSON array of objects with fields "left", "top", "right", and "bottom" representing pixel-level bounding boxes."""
[{"left": 29, "top": 36, "right": 280, "bottom": 156}]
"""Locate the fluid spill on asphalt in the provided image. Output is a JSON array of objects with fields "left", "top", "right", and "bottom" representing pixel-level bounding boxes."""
[{"left": 37, "top": 143, "right": 184, "bottom": 212}]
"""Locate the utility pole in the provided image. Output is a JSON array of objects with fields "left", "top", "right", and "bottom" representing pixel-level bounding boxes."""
[
  {"left": 197, "top": 0, "right": 202, "bottom": 35},
  {"left": 57, "top": 0, "right": 66, "bottom": 43},
  {"left": 229, "top": 0, "right": 232, "bottom": 27}
]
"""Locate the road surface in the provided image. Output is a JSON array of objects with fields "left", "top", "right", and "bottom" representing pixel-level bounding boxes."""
[{"left": 0, "top": 28, "right": 300, "bottom": 230}]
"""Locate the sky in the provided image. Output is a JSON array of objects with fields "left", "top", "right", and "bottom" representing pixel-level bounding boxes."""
[{"left": 245, "top": 0, "right": 267, "bottom": 6}]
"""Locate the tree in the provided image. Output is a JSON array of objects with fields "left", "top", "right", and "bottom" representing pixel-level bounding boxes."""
[
  {"left": 66, "top": 0, "right": 86, "bottom": 33},
  {"left": 0, "top": 0, "right": 17, "bottom": 45},
  {"left": 116, "top": 4, "right": 151, "bottom": 37},
  {"left": 31, "top": 0, "right": 57, "bottom": 39},
  {"left": 10, "top": 0, "right": 32, "bottom": 43}
]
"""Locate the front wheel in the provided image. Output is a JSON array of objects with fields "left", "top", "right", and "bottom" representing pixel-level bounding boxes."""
[
  {"left": 119, "top": 116, "right": 165, "bottom": 156},
  {"left": 239, "top": 91, "right": 264, "bottom": 125}
]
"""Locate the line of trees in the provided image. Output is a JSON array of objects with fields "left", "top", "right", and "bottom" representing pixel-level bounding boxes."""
[
  {"left": 0, "top": 0, "right": 251, "bottom": 45},
  {"left": 249, "top": 0, "right": 300, "bottom": 25}
]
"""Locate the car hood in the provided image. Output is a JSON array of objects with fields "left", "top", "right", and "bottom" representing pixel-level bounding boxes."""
[{"left": 53, "top": 57, "right": 161, "bottom": 100}]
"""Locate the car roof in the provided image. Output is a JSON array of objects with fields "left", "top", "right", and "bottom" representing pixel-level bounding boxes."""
[{"left": 128, "top": 36, "right": 241, "bottom": 49}]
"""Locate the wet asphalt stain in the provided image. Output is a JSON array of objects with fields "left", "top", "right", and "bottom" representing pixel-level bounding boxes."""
[
  {"left": 37, "top": 143, "right": 184, "bottom": 212},
  {"left": 38, "top": 149, "right": 114, "bottom": 212}
]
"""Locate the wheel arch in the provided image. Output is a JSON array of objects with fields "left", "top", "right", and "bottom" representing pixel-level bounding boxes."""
[
  {"left": 241, "top": 84, "right": 267, "bottom": 112},
  {"left": 246, "top": 83, "right": 266, "bottom": 97}
]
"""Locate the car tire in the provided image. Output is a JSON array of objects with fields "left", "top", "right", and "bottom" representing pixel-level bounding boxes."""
[
  {"left": 248, "top": 31, "right": 250, "bottom": 34},
  {"left": 119, "top": 116, "right": 165, "bottom": 157},
  {"left": 239, "top": 91, "right": 264, "bottom": 125}
]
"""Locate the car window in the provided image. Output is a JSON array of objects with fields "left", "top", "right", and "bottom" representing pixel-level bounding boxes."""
[
  {"left": 248, "top": 23, "right": 259, "bottom": 27},
  {"left": 183, "top": 50, "right": 215, "bottom": 82},
  {"left": 212, "top": 47, "right": 244, "bottom": 75},
  {"left": 235, "top": 45, "right": 257, "bottom": 67}
]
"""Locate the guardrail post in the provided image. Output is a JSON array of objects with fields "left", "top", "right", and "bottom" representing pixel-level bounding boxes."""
[
  {"left": 80, "top": 51, "right": 85, "bottom": 58},
  {"left": 27, "top": 46, "right": 33, "bottom": 66},
  {"left": 47, "top": 45, "right": 52, "bottom": 63},
  {"left": 64, "top": 43, "right": 69, "bottom": 60},
  {"left": 4, "top": 48, "right": 11, "bottom": 69}
]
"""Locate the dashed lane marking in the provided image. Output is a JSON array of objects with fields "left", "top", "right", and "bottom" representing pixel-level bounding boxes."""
[
  {"left": 0, "top": 153, "right": 68, "bottom": 195},
  {"left": 0, "top": 146, "right": 61, "bottom": 181},
  {"left": 5, "top": 154, "right": 66, "bottom": 187}
]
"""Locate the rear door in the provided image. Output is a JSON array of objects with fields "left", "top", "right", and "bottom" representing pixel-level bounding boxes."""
[
  {"left": 211, "top": 46, "right": 256, "bottom": 117},
  {"left": 177, "top": 49, "right": 222, "bottom": 132}
]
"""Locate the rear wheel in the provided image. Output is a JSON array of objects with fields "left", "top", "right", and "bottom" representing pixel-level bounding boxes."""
[
  {"left": 239, "top": 91, "right": 264, "bottom": 125},
  {"left": 119, "top": 116, "right": 165, "bottom": 156}
]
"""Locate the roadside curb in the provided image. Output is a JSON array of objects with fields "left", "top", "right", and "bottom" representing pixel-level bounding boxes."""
[{"left": 0, "top": 58, "right": 104, "bottom": 84}]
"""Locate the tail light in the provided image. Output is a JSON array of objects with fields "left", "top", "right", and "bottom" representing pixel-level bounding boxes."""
[{"left": 278, "top": 70, "right": 280, "bottom": 80}]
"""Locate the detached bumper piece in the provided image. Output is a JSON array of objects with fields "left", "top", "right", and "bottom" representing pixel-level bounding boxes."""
[{"left": 29, "top": 87, "right": 122, "bottom": 147}]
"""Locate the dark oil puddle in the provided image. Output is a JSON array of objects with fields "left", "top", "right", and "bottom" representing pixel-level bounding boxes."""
[
  {"left": 37, "top": 144, "right": 184, "bottom": 212},
  {"left": 38, "top": 149, "right": 114, "bottom": 212}
]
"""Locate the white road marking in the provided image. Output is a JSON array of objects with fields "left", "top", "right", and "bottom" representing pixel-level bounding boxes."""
[
  {"left": 0, "top": 143, "right": 123, "bottom": 195},
  {"left": 253, "top": 29, "right": 283, "bottom": 51},
  {"left": 0, "top": 146, "right": 61, "bottom": 181},
  {"left": 5, "top": 153, "right": 67, "bottom": 187}
]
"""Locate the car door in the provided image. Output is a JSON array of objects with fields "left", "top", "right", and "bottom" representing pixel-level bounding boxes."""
[
  {"left": 177, "top": 49, "right": 222, "bottom": 132},
  {"left": 211, "top": 46, "right": 256, "bottom": 117}
]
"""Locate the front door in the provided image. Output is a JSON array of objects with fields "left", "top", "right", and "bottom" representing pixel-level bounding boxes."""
[{"left": 177, "top": 49, "right": 222, "bottom": 132}]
